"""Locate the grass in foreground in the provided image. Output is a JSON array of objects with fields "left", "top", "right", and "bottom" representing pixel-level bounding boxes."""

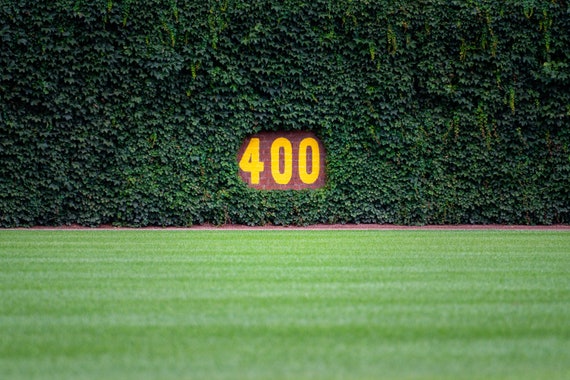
[{"left": 0, "top": 230, "right": 569, "bottom": 380}]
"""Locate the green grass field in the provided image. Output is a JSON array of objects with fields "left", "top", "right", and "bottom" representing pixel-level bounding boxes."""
[{"left": 1, "top": 230, "right": 569, "bottom": 380}]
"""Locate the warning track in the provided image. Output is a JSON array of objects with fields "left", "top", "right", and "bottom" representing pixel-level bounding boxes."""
[{"left": 18, "top": 223, "right": 570, "bottom": 231}]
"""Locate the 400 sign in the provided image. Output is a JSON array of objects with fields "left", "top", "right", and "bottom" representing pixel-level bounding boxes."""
[{"left": 237, "top": 131, "right": 326, "bottom": 190}]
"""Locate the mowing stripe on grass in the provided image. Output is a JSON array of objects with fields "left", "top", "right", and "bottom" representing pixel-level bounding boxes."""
[{"left": 1, "top": 230, "right": 569, "bottom": 380}]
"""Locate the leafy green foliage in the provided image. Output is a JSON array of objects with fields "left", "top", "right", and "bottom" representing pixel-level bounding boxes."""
[{"left": 1, "top": 0, "right": 569, "bottom": 226}]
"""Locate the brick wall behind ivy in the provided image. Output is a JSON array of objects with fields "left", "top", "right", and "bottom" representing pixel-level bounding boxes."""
[{"left": 1, "top": 0, "right": 569, "bottom": 227}]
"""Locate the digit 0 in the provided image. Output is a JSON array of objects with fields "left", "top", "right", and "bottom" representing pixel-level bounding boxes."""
[
  {"left": 271, "top": 137, "right": 293, "bottom": 185},
  {"left": 298, "top": 137, "right": 320, "bottom": 184}
]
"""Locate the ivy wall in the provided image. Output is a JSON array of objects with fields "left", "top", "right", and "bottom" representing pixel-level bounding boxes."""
[{"left": 1, "top": 0, "right": 569, "bottom": 226}]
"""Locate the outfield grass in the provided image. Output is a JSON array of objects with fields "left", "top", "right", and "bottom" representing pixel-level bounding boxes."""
[{"left": 0, "top": 230, "right": 569, "bottom": 380}]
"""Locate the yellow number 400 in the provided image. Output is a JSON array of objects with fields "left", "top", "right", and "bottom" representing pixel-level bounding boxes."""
[{"left": 239, "top": 136, "right": 320, "bottom": 185}]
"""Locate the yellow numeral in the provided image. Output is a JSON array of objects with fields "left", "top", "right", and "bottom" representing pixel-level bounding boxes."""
[
  {"left": 271, "top": 137, "right": 293, "bottom": 185},
  {"left": 238, "top": 138, "right": 264, "bottom": 184},
  {"left": 298, "top": 137, "right": 320, "bottom": 184}
]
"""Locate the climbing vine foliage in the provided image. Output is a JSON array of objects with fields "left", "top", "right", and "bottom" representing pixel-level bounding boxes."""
[{"left": 1, "top": 0, "right": 569, "bottom": 226}]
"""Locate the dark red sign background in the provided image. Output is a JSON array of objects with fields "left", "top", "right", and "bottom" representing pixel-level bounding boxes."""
[{"left": 237, "top": 131, "right": 326, "bottom": 190}]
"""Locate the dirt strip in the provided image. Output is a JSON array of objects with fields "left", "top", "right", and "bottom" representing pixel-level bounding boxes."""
[{"left": 16, "top": 223, "right": 570, "bottom": 231}]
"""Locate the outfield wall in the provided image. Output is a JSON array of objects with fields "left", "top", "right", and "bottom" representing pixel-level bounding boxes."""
[{"left": 1, "top": 0, "right": 569, "bottom": 226}]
